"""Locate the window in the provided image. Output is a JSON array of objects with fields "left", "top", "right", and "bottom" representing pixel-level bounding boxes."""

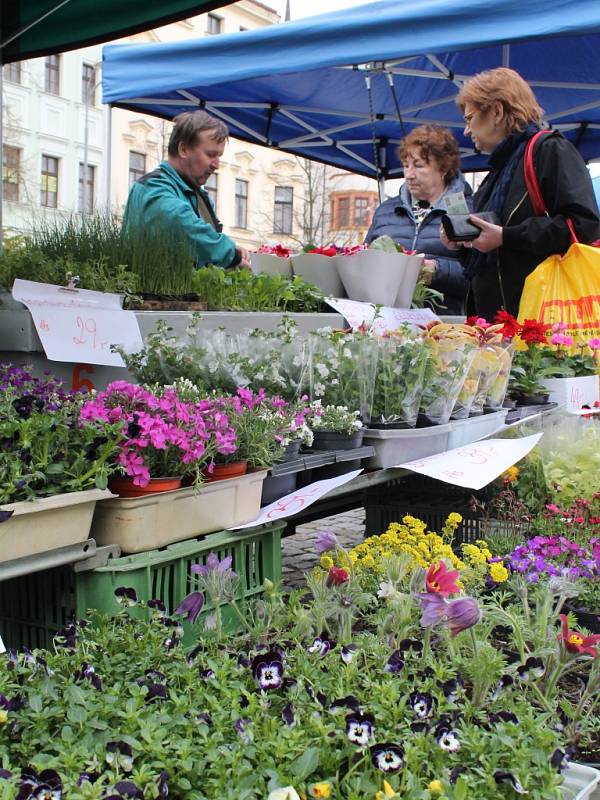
[
  {"left": 41, "top": 155, "right": 59, "bottom": 208},
  {"left": 354, "top": 196, "right": 370, "bottom": 227},
  {"left": 234, "top": 179, "right": 248, "bottom": 229},
  {"left": 336, "top": 196, "right": 350, "bottom": 227},
  {"left": 274, "top": 186, "right": 293, "bottom": 234},
  {"left": 3, "top": 62, "right": 22, "bottom": 84},
  {"left": 44, "top": 55, "right": 60, "bottom": 95},
  {"left": 128, "top": 151, "right": 146, "bottom": 187},
  {"left": 204, "top": 172, "right": 218, "bottom": 210},
  {"left": 78, "top": 163, "right": 95, "bottom": 213},
  {"left": 206, "top": 13, "right": 222, "bottom": 34},
  {"left": 2, "top": 145, "right": 21, "bottom": 202},
  {"left": 81, "top": 63, "right": 96, "bottom": 104}
]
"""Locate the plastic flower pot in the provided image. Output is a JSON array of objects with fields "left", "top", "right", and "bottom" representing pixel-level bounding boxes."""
[
  {"left": 108, "top": 477, "right": 183, "bottom": 498},
  {"left": 204, "top": 460, "right": 248, "bottom": 482},
  {"left": 0, "top": 489, "right": 112, "bottom": 562},
  {"left": 280, "top": 441, "right": 302, "bottom": 462},
  {"left": 335, "top": 251, "right": 410, "bottom": 305},
  {"left": 309, "top": 429, "right": 365, "bottom": 450},
  {"left": 250, "top": 252, "right": 293, "bottom": 277},
  {"left": 512, "top": 390, "right": 550, "bottom": 406},
  {"left": 291, "top": 253, "right": 346, "bottom": 297}
]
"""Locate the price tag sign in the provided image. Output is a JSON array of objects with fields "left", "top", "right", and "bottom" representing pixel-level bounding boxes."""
[
  {"left": 12, "top": 279, "right": 143, "bottom": 367},
  {"left": 231, "top": 469, "right": 363, "bottom": 529},
  {"left": 325, "top": 297, "right": 439, "bottom": 332},
  {"left": 396, "top": 433, "right": 543, "bottom": 490}
]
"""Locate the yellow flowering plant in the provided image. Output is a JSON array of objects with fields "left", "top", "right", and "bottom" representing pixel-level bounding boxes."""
[{"left": 341, "top": 514, "right": 507, "bottom": 594}]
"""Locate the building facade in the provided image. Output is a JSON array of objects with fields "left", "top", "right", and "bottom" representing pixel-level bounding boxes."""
[{"left": 1, "top": 1, "right": 330, "bottom": 252}]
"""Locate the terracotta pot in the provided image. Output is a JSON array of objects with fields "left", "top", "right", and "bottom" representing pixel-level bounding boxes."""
[
  {"left": 204, "top": 460, "right": 248, "bottom": 483},
  {"left": 109, "top": 476, "right": 182, "bottom": 498}
]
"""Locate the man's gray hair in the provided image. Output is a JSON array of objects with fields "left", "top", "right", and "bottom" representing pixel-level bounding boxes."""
[{"left": 168, "top": 111, "right": 229, "bottom": 157}]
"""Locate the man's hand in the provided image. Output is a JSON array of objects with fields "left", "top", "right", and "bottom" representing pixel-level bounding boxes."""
[
  {"left": 236, "top": 246, "right": 251, "bottom": 269},
  {"left": 464, "top": 215, "right": 503, "bottom": 253}
]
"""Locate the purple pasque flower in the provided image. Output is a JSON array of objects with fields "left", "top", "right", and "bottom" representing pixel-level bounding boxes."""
[
  {"left": 446, "top": 597, "right": 481, "bottom": 637},
  {"left": 345, "top": 712, "right": 375, "bottom": 746},
  {"left": 494, "top": 771, "right": 528, "bottom": 794},
  {"left": 408, "top": 691, "right": 435, "bottom": 719},
  {"left": 251, "top": 651, "right": 284, "bottom": 691},
  {"left": 174, "top": 591, "right": 205, "bottom": 624},
  {"left": 314, "top": 530, "right": 339, "bottom": 555},
  {"left": 419, "top": 593, "right": 448, "bottom": 628},
  {"left": 370, "top": 743, "right": 405, "bottom": 773},
  {"left": 192, "top": 553, "right": 235, "bottom": 578}
]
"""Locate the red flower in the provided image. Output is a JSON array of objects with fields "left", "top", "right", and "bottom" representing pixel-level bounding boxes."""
[
  {"left": 519, "top": 319, "right": 550, "bottom": 345},
  {"left": 558, "top": 614, "right": 600, "bottom": 656},
  {"left": 308, "top": 245, "right": 337, "bottom": 257},
  {"left": 425, "top": 562, "right": 460, "bottom": 597},
  {"left": 326, "top": 566, "right": 349, "bottom": 587},
  {"left": 494, "top": 311, "right": 521, "bottom": 339}
]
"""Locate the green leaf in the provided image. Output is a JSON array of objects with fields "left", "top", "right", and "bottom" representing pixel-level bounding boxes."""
[
  {"left": 67, "top": 706, "right": 86, "bottom": 724},
  {"left": 454, "top": 776, "right": 468, "bottom": 800},
  {"left": 29, "top": 695, "right": 43, "bottom": 713},
  {"left": 290, "top": 746, "right": 320, "bottom": 780}
]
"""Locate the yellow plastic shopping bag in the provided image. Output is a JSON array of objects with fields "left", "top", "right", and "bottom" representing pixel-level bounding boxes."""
[{"left": 518, "top": 242, "right": 600, "bottom": 342}]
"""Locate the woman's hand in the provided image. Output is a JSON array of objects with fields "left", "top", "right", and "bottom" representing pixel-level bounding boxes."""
[
  {"left": 419, "top": 259, "right": 438, "bottom": 285},
  {"left": 465, "top": 215, "right": 503, "bottom": 253}
]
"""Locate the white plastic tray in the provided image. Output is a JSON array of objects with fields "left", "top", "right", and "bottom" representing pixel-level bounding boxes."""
[
  {"left": 447, "top": 409, "right": 508, "bottom": 449},
  {"left": 561, "top": 762, "right": 600, "bottom": 800},
  {"left": 363, "top": 423, "right": 453, "bottom": 469}
]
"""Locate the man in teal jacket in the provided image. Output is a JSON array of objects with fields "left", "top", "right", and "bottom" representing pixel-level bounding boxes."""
[{"left": 123, "top": 110, "right": 250, "bottom": 269}]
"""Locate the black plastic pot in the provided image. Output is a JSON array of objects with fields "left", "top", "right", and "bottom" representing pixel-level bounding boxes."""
[
  {"left": 309, "top": 429, "right": 365, "bottom": 451},
  {"left": 564, "top": 603, "right": 600, "bottom": 634},
  {"left": 261, "top": 473, "right": 298, "bottom": 506},
  {"left": 369, "top": 420, "right": 412, "bottom": 430},
  {"left": 279, "top": 440, "right": 302, "bottom": 462},
  {"left": 313, "top": 459, "right": 362, "bottom": 480},
  {"left": 512, "top": 391, "right": 550, "bottom": 406}
]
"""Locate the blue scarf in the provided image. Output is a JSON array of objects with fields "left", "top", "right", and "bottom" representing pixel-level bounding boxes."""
[{"left": 464, "top": 123, "right": 541, "bottom": 279}]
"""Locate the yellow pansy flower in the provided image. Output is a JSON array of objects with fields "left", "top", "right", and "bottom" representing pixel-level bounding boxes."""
[{"left": 310, "top": 783, "right": 332, "bottom": 798}]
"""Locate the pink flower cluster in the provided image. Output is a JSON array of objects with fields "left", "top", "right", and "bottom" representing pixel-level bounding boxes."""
[{"left": 80, "top": 381, "right": 237, "bottom": 487}]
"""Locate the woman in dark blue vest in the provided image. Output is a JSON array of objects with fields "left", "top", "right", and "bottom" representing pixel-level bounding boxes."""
[{"left": 366, "top": 124, "right": 470, "bottom": 315}]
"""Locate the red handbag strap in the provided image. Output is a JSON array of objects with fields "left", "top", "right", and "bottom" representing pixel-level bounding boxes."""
[{"left": 523, "top": 130, "right": 578, "bottom": 244}]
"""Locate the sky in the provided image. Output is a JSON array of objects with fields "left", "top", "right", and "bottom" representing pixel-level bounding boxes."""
[{"left": 270, "top": 0, "right": 376, "bottom": 20}]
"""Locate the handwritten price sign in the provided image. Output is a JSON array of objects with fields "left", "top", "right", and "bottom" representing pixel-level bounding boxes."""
[
  {"left": 231, "top": 469, "right": 363, "bottom": 529},
  {"left": 396, "top": 433, "right": 543, "bottom": 490},
  {"left": 325, "top": 298, "right": 438, "bottom": 332},
  {"left": 12, "top": 279, "right": 143, "bottom": 367}
]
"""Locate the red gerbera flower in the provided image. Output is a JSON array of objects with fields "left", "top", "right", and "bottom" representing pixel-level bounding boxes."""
[
  {"left": 425, "top": 562, "right": 460, "bottom": 597},
  {"left": 558, "top": 614, "right": 600, "bottom": 656},
  {"left": 519, "top": 319, "right": 551, "bottom": 345},
  {"left": 494, "top": 310, "right": 521, "bottom": 339}
]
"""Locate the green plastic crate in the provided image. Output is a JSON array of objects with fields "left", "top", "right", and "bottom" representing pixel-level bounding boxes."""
[{"left": 0, "top": 522, "right": 283, "bottom": 651}]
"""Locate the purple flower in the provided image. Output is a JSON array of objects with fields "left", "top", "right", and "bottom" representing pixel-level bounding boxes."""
[
  {"left": 174, "top": 591, "right": 205, "bottom": 624},
  {"left": 282, "top": 702, "right": 296, "bottom": 727},
  {"left": 314, "top": 530, "right": 339, "bottom": 554},
  {"left": 307, "top": 635, "right": 335, "bottom": 657},
  {"left": 192, "top": 553, "right": 236, "bottom": 578},
  {"left": 341, "top": 644, "right": 358, "bottom": 664},
  {"left": 384, "top": 651, "right": 405, "bottom": 674},
  {"left": 494, "top": 771, "right": 528, "bottom": 794},
  {"left": 409, "top": 691, "right": 435, "bottom": 719},
  {"left": 436, "top": 726, "right": 461, "bottom": 752},
  {"left": 346, "top": 712, "right": 375, "bottom": 746},
  {"left": 251, "top": 651, "right": 284, "bottom": 691},
  {"left": 446, "top": 597, "right": 481, "bottom": 637},
  {"left": 114, "top": 587, "right": 137, "bottom": 607},
  {"left": 17, "top": 769, "right": 62, "bottom": 800},
  {"left": 419, "top": 593, "right": 448, "bottom": 628},
  {"left": 370, "top": 743, "right": 405, "bottom": 773}
]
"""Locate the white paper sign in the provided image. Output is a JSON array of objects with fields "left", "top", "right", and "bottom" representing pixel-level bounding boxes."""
[
  {"left": 231, "top": 469, "right": 363, "bottom": 529},
  {"left": 396, "top": 433, "right": 543, "bottom": 490},
  {"left": 0, "top": 633, "right": 5, "bottom": 654},
  {"left": 325, "top": 297, "right": 438, "bottom": 333},
  {"left": 12, "top": 279, "right": 143, "bottom": 367}
]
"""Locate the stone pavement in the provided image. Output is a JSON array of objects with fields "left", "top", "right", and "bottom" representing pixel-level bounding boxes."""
[{"left": 281, "top": 508, "right": 365, "bottom": 587}]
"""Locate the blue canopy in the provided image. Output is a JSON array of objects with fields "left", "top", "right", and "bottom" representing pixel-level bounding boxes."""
[{"left": 103, "top": 0, "right": 600, "bottom": 178}]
